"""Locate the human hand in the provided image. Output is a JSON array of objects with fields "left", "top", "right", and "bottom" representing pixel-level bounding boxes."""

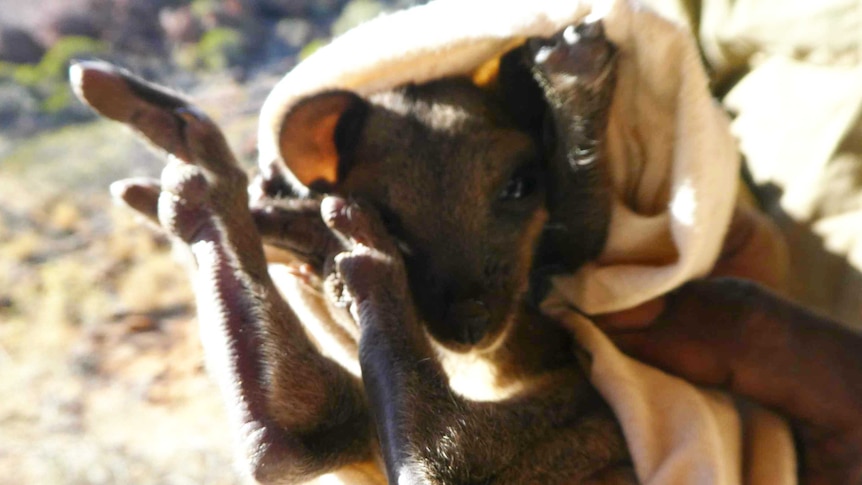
[{"left": 593, "top": 206, "right": 862, "bottom": 483}]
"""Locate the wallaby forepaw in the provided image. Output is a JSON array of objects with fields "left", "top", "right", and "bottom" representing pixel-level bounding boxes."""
[
  {"left": 322, "top": 196, "right": 407, "bottom": 307},
  {"left": 250, "top": 158, "right": 296, "bottom": 202},
  {"left": 112, "top": 157, "right": 234, "bottom": 244},
  {"left": 321, "top": 197, "right": 389, "bottom": 249},
  {"left": 110, "top": 168, "right": 243, "bottom": 247}
]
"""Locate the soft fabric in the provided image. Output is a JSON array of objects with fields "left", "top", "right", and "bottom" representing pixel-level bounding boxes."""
[
  {"left": 257, "top": 0, "right": 796, "bottom": 483},
  {"left": 713, "top": 0, "right": 862, "bottom": 327},
  {"left": 635, "top": 0, "right": 862, "bottom": 328}
]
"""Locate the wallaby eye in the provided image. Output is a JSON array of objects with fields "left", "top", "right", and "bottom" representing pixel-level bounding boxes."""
[{"left": 498, "top": 171, "right": 538, "bottom": 201}]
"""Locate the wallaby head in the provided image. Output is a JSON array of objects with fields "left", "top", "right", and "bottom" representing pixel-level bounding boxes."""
[
  {"left": 277, "top": 78, "right": 550, "bottom": 350},
  {"left": 270, "top": 23, "right": 617, "bottom": 352}
]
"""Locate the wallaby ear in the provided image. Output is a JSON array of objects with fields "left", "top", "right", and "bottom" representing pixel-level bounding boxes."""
[{"left": 278, "top": 90, "right": 368, "bottom": 192}]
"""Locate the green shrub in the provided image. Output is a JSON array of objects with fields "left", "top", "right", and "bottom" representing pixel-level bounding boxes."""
[
  {"left": 299, "top": 39, "right": 326, "bottom": 61},
  {"left": 195, "top": 27, "right": 244, "bottom": 71},
  {"left": 0, "top": 36, "right": 107, "bottom": 114},
  {"left": 332, "top": 0, "right": 385, "bottom": 37},
  {"left": 38, "top": 37, "right": 106, "bottom": 80},
  {"left": 190, "top": 0, "right": 217, "bottom": 17}
]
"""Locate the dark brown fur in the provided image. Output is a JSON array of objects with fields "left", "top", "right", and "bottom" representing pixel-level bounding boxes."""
[{"left": 243, "top": 20, "right": 631, "bottom": 483}]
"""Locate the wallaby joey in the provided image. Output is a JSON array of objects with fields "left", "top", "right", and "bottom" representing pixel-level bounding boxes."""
[{"left": 74, "top": 19, "right": 635, "bottom": 485}]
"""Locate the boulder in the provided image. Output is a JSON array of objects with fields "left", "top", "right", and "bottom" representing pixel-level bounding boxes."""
[{"left": 0, "top": 27, "right": 45, "bottom": 64}]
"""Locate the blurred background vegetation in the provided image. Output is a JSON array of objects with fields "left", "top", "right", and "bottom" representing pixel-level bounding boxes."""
[{"left": 0, "top": 1, "right": 425, "bottom": 483}]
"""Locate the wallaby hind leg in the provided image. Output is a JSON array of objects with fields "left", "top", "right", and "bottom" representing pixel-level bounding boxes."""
[
  {"left": 71, "top": 62, "right": 376, "bottom": 484},
  {"left": 509, "top": 20, "right": 618, "bottom": 272}
]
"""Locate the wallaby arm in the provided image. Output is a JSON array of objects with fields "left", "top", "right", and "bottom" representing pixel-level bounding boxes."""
[{"left": 72, "top": 62, "right": 375, "bottom": 483}]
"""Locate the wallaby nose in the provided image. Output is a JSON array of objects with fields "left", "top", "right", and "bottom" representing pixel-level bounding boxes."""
[{"left": 447, "top": 299, "right": 490, "bottom": 345}]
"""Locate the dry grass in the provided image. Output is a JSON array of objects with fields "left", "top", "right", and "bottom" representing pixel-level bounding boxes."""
[{"left": 0, "top": 191, "right": 245, "bottom": 484}]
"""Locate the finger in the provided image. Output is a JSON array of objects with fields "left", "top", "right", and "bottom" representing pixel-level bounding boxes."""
[
  {"left": 110, "top": 177, "right": 161, "bottom": 225},
  {"left": 593, "top": 297, "right": 666, "bottom": 331},
  {"left": 710, "top": 204, "right": 789, "bottom": 291},
  {"left": 614, "top": 279, "right": 862, "bottom": 433},
  {"left": 606, "top": 280, "right": 756, "bottom": 388},
  {"left": 608, "top": 323, "right": 732, "bottom": 387}
]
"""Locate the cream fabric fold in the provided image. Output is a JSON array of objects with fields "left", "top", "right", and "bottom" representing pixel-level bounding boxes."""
[{"left": 643, "top": 0, "right": 862, "bottom": 327}]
